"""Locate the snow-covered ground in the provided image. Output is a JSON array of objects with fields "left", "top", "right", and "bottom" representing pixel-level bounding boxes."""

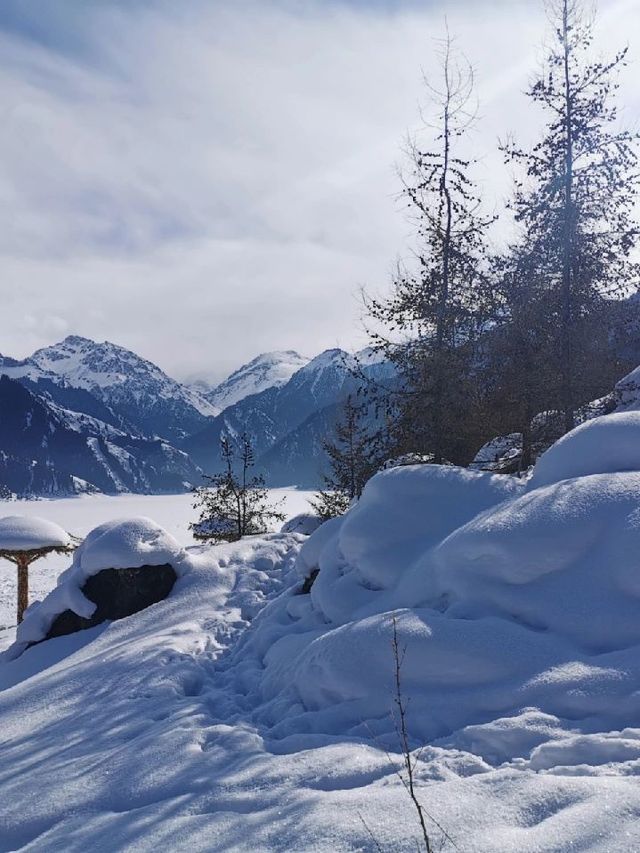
[
  {"left": 1, "top": 413, "right": 640, "bottom": 851},
  {"left": 0, "top": 489, "right": 314, "bottom": 636}
]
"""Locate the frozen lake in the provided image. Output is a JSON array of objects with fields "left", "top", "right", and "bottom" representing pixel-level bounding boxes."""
[{"left": 0, "top": 488, "right": 314, "bottom": 639}]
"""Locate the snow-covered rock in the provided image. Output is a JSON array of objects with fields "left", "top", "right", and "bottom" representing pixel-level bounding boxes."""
[
  {"left": 8, "top": 517, "right": 186, "bottom": 654},
  {"left": 0, "top": 516, "right": 71, "bottom": 552},
  {"left": 614, "top": 363, "right": 640, "bottom": 410},
  {"left": 470, "top": 433, "right": 523, "bottom": 473}
]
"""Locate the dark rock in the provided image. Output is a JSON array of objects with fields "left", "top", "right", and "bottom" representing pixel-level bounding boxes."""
[
  {"left": 299, "top": 568, "right": 319, "bottom": 595},
  {"left": 45, "top": 563, "right": 177, "bottom": 640}
]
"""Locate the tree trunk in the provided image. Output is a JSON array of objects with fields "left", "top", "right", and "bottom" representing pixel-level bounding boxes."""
[
  {"left": 17, "top": 555, "right": 29, "bottom": 624},
  {"left": 561, "top": 0, "right": 575, "bottom": 434}
]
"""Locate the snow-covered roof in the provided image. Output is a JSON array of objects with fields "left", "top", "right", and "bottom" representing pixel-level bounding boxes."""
[{"left": 0, "top": 516, "right": 71, "bottom": 553}]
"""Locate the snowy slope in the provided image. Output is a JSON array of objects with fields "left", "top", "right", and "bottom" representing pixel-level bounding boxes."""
[
  {"left": 184, "top": 347, "right": 393, "bottom": 481},
  {"left": 1, "top": 336, "right": 217, "bottom": 443},
  {"left": 0, "top": 375, "right": 202, "bottom": 497},
  {"left": 30, "top": 336, "right": 218, "bottom": 440},
  {"left": 191, "top": 351, "right": 309, "bottom": 413},
  {"left": 1, "top": 412, "right": 639, "bottom": 850}
]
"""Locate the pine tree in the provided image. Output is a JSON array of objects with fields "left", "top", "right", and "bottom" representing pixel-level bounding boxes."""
[
  {"left": 191, "top": 434, "right": 285, "bottom": 543},
  {"left": 311, "top": 397, "right": 379, "bottom": 520},
  {"left": 482, "top": 248, "right": 558, "bottom": 470},
  {"left": 366, "top": 33, "right": 495, "bottom": 465},
  {"left": 503, "top": 0, "right": 639, "bottom": 433}
]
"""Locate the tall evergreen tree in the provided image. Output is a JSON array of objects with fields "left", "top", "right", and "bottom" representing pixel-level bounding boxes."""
[
  {"left": 367, "top": 33, "right": 495, "bottom": 465},
  {"left": 504, "top": 0, "right": 639, "bottom": 432}
]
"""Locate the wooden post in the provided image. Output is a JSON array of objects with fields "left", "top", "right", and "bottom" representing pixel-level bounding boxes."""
[{"left": 17, "top": 554, "right": 29, "bottom": 624}]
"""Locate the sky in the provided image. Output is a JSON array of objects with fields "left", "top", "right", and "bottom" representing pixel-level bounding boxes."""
[{"left": 0, "top": 0, "right": 638, "bottom": 383}]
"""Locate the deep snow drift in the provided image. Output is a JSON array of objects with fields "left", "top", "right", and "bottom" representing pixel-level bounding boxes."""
[{"left": 0, "top": 412, "right": 639, "bottom": 851}]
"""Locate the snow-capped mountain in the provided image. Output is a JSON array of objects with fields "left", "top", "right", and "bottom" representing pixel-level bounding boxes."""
[
  {"left": 0, "top": 375, "right": 201, "bottom": 497},
  {"left": 30, "top": 336, "right": 218, "bottom": 440},
  {"left": 190, "top": 350, "right": 308, "bottom": 414},
  {"left": 0, "top": 337, "right": 392, "bottom": 494},
  {"left": 184, "top": 347, "right": 394, "bottom": 482},
  {"left": 2, "top": 336, "right": 217, "bottom": 442}
]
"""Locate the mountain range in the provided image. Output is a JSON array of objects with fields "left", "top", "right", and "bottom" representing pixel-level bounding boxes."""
[{"left": 0, "top": 336, "right": 384, "bottom": 497}]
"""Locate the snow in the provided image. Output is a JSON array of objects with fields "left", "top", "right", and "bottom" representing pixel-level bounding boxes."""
[
  {"left": 10, "top": 517, "right": 187, "bottom": 653},
  {"left": 198, "top": 351, "right": 309, "bottom": 412},
  {"left": 0, "top": 515, "right": 71, "bottom": 552},
  {"left": 470, "top": 433, "right": 522, "bottom": 472},
  {"left": 280, "top": 512, "right": 323, "bottom": 536},
  {"left": 0, "top": 489, "right": 314, "bottom": 633},
  {"left": 528, "top": 410, "right": 640, "bottom": 489},
  {"left": 428, "top": 471, "right": 640, "bottom": 649},
  {"left": 0, "top": 414, "right": 639, "bottom": 850},
  {"left": 29, "top": 335, "right": 219, "bottom": 419},
  {"left": 614, "top": 363, "right": 640, "bottom": 410}
]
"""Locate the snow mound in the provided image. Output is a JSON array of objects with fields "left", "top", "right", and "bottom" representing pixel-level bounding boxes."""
[
  {"left": 9, "top": 517, "right": 187, "bottom": 652},
  {"left": 0, "top": 515, "right": 71, "bottom": 552},
  {"left": 219, "top": 435, "right": 640, "bottom": 755},
  {"left": 429, "top": 471, "right": 640, "bottom": 649},
  {"left": 280, "top": 512, "right": 323, "bottom": 536},
  {"left": 72, "top": 516, "right": 186, "bottom": 575},
  {"left": 528, "top": 411, "right": 640, "bottom": 490},
  {"left": 332, "top": 464, "right": 521, "bottom": 591}
]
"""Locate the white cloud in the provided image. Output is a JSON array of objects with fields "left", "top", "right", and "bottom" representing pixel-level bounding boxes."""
[{"left": 0, "top": 0, "right": 637, "bottom": 380}]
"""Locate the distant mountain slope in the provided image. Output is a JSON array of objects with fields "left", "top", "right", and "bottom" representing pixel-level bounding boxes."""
[
  {"left": 0, "top": 376, "right": 201, "bottom": 497},
  {"left": 256, "top": 403, "right": 343, "bottom": 487},
  {"left": 191, "top": 351, "right": 308, "bottom": 414},
  {"left": 183, "top": 348, "right": 394, "bottom": 484},
  {"left": 2, "top": 336, "right": 217, "bottom": 442},
  {"left": 0, "top": 337, "right": 392, "bottom": 492}
]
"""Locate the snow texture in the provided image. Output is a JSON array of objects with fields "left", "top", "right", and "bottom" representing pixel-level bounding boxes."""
[
  {"left": 1, "top": 413, "right": 640, "bottom": 850},
  {"left": 280, "top": 512, "right": 323, "bottom": 536},
  {"left": 0, "top": 515, "right": 71, "bottom": 552},
  {"left": 528, "top": 410, "right": 640, "bottom": 489}
]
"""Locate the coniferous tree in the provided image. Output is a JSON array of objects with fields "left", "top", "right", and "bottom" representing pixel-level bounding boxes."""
[
  {"left": 311, "top": 396, "right": 380, "bottom": 520},
  {"left": 191, "top": 434, "right": 285, "bottom": 543},
  {"left": 480, "top": 247, "right": 559, "bottom": 471},
  {"left": 503, "top": 0, "right": 639, "bottom": 433},
  {"left": 367, "top": 33, "right": 495, "bottom": 465}
]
